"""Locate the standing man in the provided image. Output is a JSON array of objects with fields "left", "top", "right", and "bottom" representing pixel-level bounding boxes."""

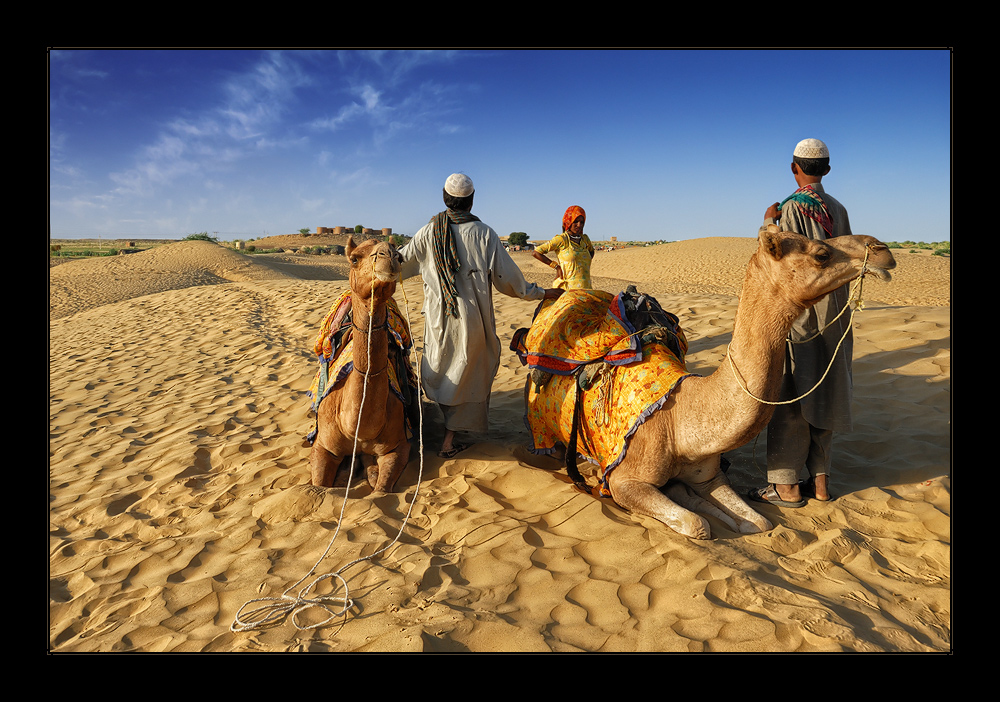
[
  {"left": 749, "top": 138, "right": 853, "bottom": 507},
  {"left": 400, "top": 173, "right": 561, "bottom": 458}
]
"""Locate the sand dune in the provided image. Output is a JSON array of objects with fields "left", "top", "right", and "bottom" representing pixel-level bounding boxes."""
[{"left": 49, "top": 236, "right": 950, "bottom": 652}]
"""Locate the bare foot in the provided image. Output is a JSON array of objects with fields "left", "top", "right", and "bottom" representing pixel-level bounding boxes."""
[
  {"left": 440, "top": 429, "right": 456, "bottom": 454},
  {"left": 809, "top": 475, "right": 831, "bottom": 501}
]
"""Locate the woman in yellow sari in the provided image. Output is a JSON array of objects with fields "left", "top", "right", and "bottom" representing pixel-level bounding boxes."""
[{"left": 532, "top": 205, "right": 595, "bottom": 290}]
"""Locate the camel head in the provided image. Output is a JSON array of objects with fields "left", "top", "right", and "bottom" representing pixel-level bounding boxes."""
[
  {"left": 346, "top": 236, "right": 402, "bottom": 308},
  {"left": 755, "top": 224, "right": 896, "bottom": 308}
]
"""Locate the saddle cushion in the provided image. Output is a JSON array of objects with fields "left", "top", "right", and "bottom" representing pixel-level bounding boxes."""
[
  {"left": 513, "top": 289, "right": 697, "bottom": 495},
  {"left": 511, "top": 289, "right": 643, "bottom": 373}
]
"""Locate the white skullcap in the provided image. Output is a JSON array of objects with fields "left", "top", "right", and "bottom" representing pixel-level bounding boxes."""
[
  {"left": 444, "top": 173, "right": 475, "bottom": 197},
  {"left": 793, "top": 138, "right": 829, "bottom": 159}
]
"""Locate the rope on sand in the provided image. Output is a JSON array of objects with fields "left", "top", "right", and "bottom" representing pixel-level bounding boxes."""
[{"left": 231, "top": 253, "right": 425, "bottom": 633}]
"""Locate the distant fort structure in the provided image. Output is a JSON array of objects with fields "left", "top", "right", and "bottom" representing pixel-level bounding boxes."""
[{"left": 316, "top": 226, "right": 392, "bottom": 238}]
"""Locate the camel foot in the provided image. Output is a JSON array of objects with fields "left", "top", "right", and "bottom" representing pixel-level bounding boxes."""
[
  {"left": 666, "top": 511, "right": 712, "bottom": 539},
  {"left": 310, "top": 444, "right": 340, "bottom": 488},
  {"left": 737, "top": 512, "right": 773, "bottom": 534},
  {"left": 365, "top": 444, "right": 410, "bottom": 493},
  {"left": 611, "top": 477, "right": 714, "bottom": 539},
  {"left": 366, "top": 463, "right": 382, "bottom": 491},
  {"left": 682, "top": 473, "right": 774, "bottom": 535},
  {"left": 664, "top": 483, "right": 740, "bottom": 532}
]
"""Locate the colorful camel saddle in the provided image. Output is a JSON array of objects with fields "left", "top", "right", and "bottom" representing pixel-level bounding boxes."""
[
  {"left": 306, "top": 290, "right": 418, "bottom": 442},
  {"left": 511, "top": 287, "right": 697, "bottom": 496}
]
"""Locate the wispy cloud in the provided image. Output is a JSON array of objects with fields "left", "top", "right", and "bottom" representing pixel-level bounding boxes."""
[
  {"left": 217, "top": 51, "right": 310, "bottom": 139},
  {"left": 105, "top": 51, "right": 313, "bottom": 197},
  {"left": 309, "top": 50, "right": 468, "bottom": 148},
  {"left": 355, "top": 49, "right": 461, "bottom": 88}
]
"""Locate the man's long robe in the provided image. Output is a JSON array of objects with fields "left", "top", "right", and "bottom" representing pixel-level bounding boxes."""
[{"left": 400, "top": 217, "right": 545, "bottom": 432}]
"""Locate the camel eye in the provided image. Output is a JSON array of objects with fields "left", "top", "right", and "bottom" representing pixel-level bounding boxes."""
[{"left": 815, "top": 249, "right": 831, "bottom": 264}]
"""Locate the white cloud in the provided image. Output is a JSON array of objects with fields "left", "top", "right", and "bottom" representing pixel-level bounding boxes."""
[{"left": 106, "top": 51, "right": 314, "bottom": 198}]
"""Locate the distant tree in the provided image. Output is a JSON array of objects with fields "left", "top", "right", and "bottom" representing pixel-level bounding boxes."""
[
  {"left": 299, "top": 228, "right": 311, "bottom": 235},
  {"left": 389, "top": 234, "right": 406, "bottom": 247},
  {"left": 184, "top": 232, "right": 218, "bottom": 243},
  {"left": 355, "top": 225, "right": 364, "bottom": 234},
  {"left": 508, "top": 232, "right": 529, "bottom": 247}
]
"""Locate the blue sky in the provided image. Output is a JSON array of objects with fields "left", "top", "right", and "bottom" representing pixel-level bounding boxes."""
[{"left": 49, "top": 49, "right": 951, "bottom": 243}]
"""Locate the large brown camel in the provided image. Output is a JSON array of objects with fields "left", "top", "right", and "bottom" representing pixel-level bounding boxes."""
[
  {"left": 310, "top": 237, "right": 411, "bottom": 492},
  {"left": 522, "top": 225, "right": 896, "bottom": 539}
]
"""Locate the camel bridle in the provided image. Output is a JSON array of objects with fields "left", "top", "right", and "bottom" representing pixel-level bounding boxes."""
[{"left": 727, "top": 243, "right": 877, "bottom": 406}]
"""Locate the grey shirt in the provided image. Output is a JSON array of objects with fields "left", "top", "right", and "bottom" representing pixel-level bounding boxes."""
[{"left": 765, "top": 182, "right": 854, "bottom": 432}]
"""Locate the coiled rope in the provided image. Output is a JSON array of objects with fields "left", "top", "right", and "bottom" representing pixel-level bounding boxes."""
[{"left": 231, "top": 252, "right": 425, "bottom": 633}]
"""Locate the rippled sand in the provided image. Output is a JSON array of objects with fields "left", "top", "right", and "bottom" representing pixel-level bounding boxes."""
[{"left": 50, "top": 237, "right": 950, "bottom": 652}]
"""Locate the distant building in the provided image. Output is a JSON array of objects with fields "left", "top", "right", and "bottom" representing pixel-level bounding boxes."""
[{"left": 314, "top": 226, "right": 391, "bottom": 238}]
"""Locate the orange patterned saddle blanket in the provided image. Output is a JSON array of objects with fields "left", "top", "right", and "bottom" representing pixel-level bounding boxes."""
[{"left": 511, "top": 288, "right": 697, "bottom": 495}]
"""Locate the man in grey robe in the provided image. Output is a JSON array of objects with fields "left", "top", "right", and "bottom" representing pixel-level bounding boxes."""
[
  {"left": 399, "top": 173, "right": 561, "bottom": 457},
  {"left": 749, "top": 139, "right": 853, "bottom": 507}
]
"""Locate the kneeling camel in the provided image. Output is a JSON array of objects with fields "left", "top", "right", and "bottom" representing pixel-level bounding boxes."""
[
  {"left": 309, "top": 237, "right": 412, "bottom": 492},
  {"left": 523, "top": 225, "right": 896, "bottom": 539}
]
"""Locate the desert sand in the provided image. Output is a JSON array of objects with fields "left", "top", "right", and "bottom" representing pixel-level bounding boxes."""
[{"left": 49, "top": 236, "right": 950, "bottom": 652}]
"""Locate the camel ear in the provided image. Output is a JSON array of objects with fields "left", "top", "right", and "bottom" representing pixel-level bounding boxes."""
[
  {"left": 759, "top": 224, "right": 785, "bottom": 260},
  {"left": 346, "top": 235, "right": 356, "bottom": 259},
  {"left": 759, "top": 225, "right": 807, "bottom": 261}
]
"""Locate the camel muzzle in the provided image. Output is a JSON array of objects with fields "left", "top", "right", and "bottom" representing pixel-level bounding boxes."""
[{"left": 862, "top": 264, "right": 892, "bottom": 282}]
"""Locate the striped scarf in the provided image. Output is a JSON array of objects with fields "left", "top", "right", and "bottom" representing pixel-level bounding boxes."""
[
  {"left": 431, "top": 208, "right": 480, "bottom": 318},
  {"left": 779, "top": 184, "right": 834, "bottom": 237}
]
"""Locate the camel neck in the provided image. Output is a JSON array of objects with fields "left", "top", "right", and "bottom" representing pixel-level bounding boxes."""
[
  {"left": 699, "top": 253, "right": 805, "bottom": 446},
  {"left": 726, "top": 260, "right": 801, "bottom": 399},
  {"left": 350, "top": 298, "right": 390, "bottom": 376}
]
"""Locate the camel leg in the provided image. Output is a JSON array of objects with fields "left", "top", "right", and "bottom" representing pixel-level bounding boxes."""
[
  {"left": 366, "top": 440, "right": 411, "bottom": 493},
  {"left": 663, "top": 483, "right": 742, "bottom": 532},
  {"left": 310, "top": 443, "right": 342, "bottom": 488},
  {"left": 610, "top": 475, "right": 712, "bottom": 539},
  {"left": 688, "top": 472, "right": 773, "bottom": 534}
]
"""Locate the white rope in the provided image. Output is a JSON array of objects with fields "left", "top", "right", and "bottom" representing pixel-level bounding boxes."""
[
  {"left": 231, "top": 253, "right": 425, "bottom": 633},
  {"left": 727, "top": 247, "right": 871, "bottom": 407}
]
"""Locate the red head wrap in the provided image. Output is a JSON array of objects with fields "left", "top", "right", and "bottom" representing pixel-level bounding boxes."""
[{"left": 562, "top": 205, "right": 586, "bottom": 233}]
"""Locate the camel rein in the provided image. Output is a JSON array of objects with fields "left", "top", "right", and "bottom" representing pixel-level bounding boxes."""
[
  {"left": 232, "top": 251, "right": 426, "bottom": 633},
  {"left": 726, "top": 245, "right": 873, "bottom": 406}
]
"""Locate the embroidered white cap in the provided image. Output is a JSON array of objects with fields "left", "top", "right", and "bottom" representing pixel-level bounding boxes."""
[
  {"left": 793, "top": 138, "right": 829, "bottom": 159},
  {"left": 444, "top": 173, "right": 475, "bottom": 197}
]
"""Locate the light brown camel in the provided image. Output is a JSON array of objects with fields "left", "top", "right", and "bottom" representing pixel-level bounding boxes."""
[
  {"left": 524, "top": 225, "right": 896, "bottom": 539},
  {"left": 310, "top": 237, "right": 411, "bottom": 492}
]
